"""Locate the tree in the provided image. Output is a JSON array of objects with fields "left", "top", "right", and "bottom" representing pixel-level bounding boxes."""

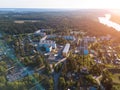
[
  {"left": 90, "top": 64, "right": 102, "bottom": 76},
  {"left": 101, "top": 70, "right": 113, "bottom": 90},
  {"left": 59, "top": 77, "right": 66, "bottom": 89},
  {"left": 0, "top": 83, "right": 5, "bottom": 90},
  {"left": 66, "top": 54, "right": 77, "bottom": 72},
  {"left": 7, "top": 82, "right": 18, "bottom": 90},
  {"left": 48, "top": 77, "right": 54, "bottom": 90},
  {"left": 24, "top": 57, "right": 31, "bottom": 65},
  {"left": 0, "top": 76, "right": 6, "bottom": 84},
  {"left": 36, "top": 55, "right": 43, "bottom": 66},
  {"left": 0, "top": 65, "right": 6, "bottom": 75}
]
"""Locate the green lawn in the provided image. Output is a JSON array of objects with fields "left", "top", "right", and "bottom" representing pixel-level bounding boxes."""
[
  {"left": 112, "top": 84, "right": 120, "bottom": 90},
  {"left": 111, "top": 74, "right": 120, "bottom": 90},
  {"left": 105, "top": 64, "right": 117, "bottom": 68},
  {"left": 112, "top": 74, "right": 120, "bottom": 84}
]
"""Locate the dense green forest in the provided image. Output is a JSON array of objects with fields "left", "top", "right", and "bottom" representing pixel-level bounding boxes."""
[{"left": 0, "top": 10, "right": 120, "bottom": 40}]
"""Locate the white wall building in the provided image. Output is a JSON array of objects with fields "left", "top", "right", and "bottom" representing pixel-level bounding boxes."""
[
  {"left": 34, "top": 30, "right": 46, "bottom": 37},
  {"left": 40, "top": 36, "right": 47, "bottom": 41},
  {"left": 62, "top": 43, "right": 70, "bottom": 57},
  {"left": 63, "top": 36, "right": 76, "bottom": 41},
  {"left": 47, "top": 35, "right": 57, "bottom": 39},
  {"left": 100, "top": 35, "right": 111, "bottom": 41},
  {"left": 83, "top": 36, "right": 97, "bottom": 43}
]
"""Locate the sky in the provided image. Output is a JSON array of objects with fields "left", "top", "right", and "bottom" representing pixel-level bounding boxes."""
[{"left": 0, "top": 0, "right": 120, "bottom": 9}]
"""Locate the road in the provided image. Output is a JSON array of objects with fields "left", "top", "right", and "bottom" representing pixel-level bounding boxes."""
[
  {"left": 54, "top": 62, "right": 65, "bottom": 90},
  {"left": 55, "top": 57, "right": 67, "bottom": 67},
  {"left": 93, "top": 75, "right": 105, "bottom": 90}
]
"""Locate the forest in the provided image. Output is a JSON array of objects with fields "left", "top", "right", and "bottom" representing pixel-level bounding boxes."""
[
  {"left": 0, "top": 9, "right": 120, "bottom": 39},
  {"left": 0, "top": 9, "right": 120, "bottom": 90}
]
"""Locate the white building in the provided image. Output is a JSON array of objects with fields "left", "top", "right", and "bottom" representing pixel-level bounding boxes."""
[
  {"left": 39, "top": 40, "right": 57, "bottom": 49},
  {"left": 47, "top": 35, "right": 57, "bottom": 39},
  {"left": 41, "top": 29, "right": 52, "bottom": 32},
  {"left": 100, "top": 35, "right": 111, "bottom": 41},
  {"left": 83, "top": 36, "right": 96, "bottom": 43},
  {"left": 34, "top": 30, "right": 46, "bottom": 37},
  {"left": 63, "top": 36, "right": 76, "bottom": 41},
  {"left": 62, "top": 43, "right": 70, "bottom": 57},
  {"left": 40, "top": 36, "right": 47, "bottom": 41}
]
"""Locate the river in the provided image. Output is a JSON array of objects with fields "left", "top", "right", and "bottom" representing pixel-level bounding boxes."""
[{"left": 98, "top": 14, "right": 120, "bottom": 31}]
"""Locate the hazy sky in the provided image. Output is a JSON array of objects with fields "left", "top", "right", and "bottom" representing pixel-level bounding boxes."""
[{"left": 0, "top": 0, "right": 120, "bottom": 9}]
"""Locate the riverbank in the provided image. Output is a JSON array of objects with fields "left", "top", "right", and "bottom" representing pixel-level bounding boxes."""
[{"left": 98, "top": 14, "right": 120, "bottom": 31}]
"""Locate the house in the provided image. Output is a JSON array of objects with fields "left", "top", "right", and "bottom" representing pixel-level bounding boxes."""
[
  {"left": 114, "top": 59, "right": 120, "bottom": 64},
  {"left": 62, "top": 43, "right": 70, "bottom": 57},
  {"left": 100, "top": 35, "right": 111, "bottom": 41},
  {"left": 48, "top": 54, "right": 56, "bottom": 60},
  {"left": 80, "top": 67, "right": 89, "bottom": 74}
]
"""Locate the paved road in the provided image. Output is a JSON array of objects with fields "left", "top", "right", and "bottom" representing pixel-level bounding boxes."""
[
  {"left": 54, "top": 62, "right": 65, "bottom": 90},
  {"left": 93, "top": 75, "right": 105, "bottom": 90},
  {"left": 55, "top": 57, "right": 67, "bottom": 67}
]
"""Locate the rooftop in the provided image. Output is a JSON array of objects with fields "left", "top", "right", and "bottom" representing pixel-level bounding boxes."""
[{"left": 63, "top": 43, "right": 70, "bottom": 53}]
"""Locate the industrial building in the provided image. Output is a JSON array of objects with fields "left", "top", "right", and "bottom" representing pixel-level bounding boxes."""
[{"left": 62, "top": 43, "right": 70, "bottom": 57}]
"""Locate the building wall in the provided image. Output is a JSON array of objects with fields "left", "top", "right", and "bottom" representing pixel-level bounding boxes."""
[
  {"left": 46, "top": 46, "right": 52, "bottom": 52},
  {"left": 42, "top": 44, "right": 52, "bottom": 52},
  {"left": 62, "top": 43, "right": 70, "bottom": 57},
  {"left": 63, "top": 36, "right": 76, "bottom": 41},
  {"left": 39, "top": 40, "right": 56, "bottom": 49}
]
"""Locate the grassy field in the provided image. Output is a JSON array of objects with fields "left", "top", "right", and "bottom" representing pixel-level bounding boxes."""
[
  {"left": 112, "top": 74, "right": 120, "bottom": 90},
  {"left": 112, "top": 84, "right": 120, "bottom": 90},
  {"left": 112, "top": 74, "right": 120, "bottom": 84}
]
